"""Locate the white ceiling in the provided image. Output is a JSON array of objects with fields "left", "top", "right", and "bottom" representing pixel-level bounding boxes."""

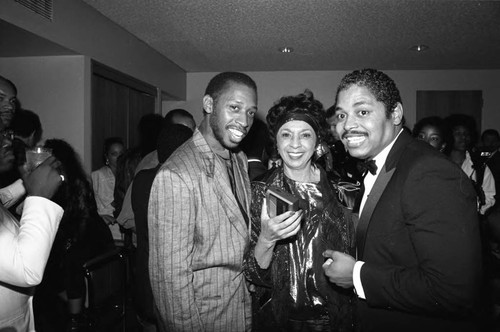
[{"left": 79, "top": 0, "right": 500, "bottom": 72}]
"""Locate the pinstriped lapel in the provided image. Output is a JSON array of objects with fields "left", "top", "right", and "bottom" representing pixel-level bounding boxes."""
[
  {"left": 356, "top": 131, "right": 412, "bottom": 260},
  {"left": 193, "top": 130, "right": 249, "bottom": 239},
  {"left": 211, "top": 155, "right": 249, "bottom": 238}
]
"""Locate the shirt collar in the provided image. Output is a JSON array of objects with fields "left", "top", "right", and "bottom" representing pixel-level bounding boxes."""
[{"left": 371, "top": 129, "right": 403, "bottom": 174}]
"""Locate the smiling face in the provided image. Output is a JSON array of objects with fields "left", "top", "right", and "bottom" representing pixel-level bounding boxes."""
[
  {"left": 204, "top": 82, "right": 257, "bottom": 151},
  {"left": 335, "top": 85, "right": 402, "bottom": 160},
  {"left": 277, "top": 120, "right": 317, "bottom": 173},
  {"left": 416, "top": 124, "right": 446, "bottom": 151}
]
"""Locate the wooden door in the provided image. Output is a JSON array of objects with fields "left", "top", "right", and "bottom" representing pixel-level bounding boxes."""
[
  {"left": 92, "top": 74, "right": 129, "bottom": 169},
  {"left": 91, "top": 61, "right": 157, "bottom": 171},
  {"left": 128, "top": 88, "right": 156, "bottom": 150},
  {"left": 416, "top": 90, "right": 483, "bottom": 130}
]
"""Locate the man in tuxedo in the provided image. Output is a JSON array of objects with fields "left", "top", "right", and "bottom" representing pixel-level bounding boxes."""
[
  {"left": 148, "top": 72, "right": 257, "bottom": 331},
  {"left": 322, "top": 68, "right": 482, "bottom": 331}
]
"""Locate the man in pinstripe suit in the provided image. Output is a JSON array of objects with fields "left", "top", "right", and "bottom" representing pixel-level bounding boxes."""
[{"left": 148, "top": 72, "right": 258, "bottom": 331}]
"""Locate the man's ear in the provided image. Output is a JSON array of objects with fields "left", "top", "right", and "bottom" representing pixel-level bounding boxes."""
[
  {"left": 392, "top": 103, "right": 404, "bottom": 126},
  {"left": 203, "top": 95, "right": 214, "bottom": 114}
]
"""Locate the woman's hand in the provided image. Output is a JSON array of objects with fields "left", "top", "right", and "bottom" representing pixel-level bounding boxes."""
[
  {"left": 259, "top": 198, "right": 303, "bottom": 245},
  {"left": 254, "top": 198, "right": 303, "bottom": 269}
]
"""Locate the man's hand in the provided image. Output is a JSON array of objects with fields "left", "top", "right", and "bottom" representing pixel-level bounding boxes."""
[
  {"left": 322, "top": 250, "right": 356, "bottom": 288},
  {"left": 23, "top": 156, "right": 63, "bottom": 199}
]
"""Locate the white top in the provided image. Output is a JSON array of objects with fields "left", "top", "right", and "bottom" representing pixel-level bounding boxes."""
[
  {"left": 461, "top": 150, "right": 496, "bottom": 215},
  {"left": 91, "top": 166, "right": 116, "bottom": 217}
]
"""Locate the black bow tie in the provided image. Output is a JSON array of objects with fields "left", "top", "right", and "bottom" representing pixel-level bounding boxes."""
[{"left": 357, "top": 159, "right": 377, "bottom": 176}]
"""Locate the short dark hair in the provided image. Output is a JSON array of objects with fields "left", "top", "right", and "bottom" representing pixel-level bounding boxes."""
[
  {"left": 412, "top": 116, "right": 451, "bottom": 145},
  {"left": 335, "top": 68, "right": 402, "bottom": 118},
  {"left": 0, "top": 75, "right": 17, "bottom": 95},
  {"left": 204, "top": 72, "right": 257, "bottom": 106},
  {"left": 163, "top": 108, "right": 194, "bottom": 127},
  {"left": 326, "top": 104, "right": 336, "bottom": 119},
  {"left": 11, "top": 109, "right": 42, "bottom": 143},
  {"left": 138, "top": 113, "right": 164, "bottom": 157},
  {"left": 481, "top": 129, "right": 500, "bottom": 142}
]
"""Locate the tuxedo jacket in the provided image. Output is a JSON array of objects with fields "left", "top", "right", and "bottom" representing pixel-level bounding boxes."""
[
  {"left": 148, "top": 129, "right": 252, "bottom": 332},
  {"left": 356, "top": 131, "right": 482, "bottom": 332}
]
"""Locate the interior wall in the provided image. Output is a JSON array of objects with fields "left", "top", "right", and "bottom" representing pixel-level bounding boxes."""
[
  {"left": 163, "top": 70, "right": 500, "bottom": 134},
  {"left": 0, "top": 56, "right": 91, "bottom": 169},
  {"left": 1, "top": 0, "right": 186, "bottom": 100}
]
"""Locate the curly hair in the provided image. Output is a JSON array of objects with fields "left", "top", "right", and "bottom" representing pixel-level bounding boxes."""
[
  {"left": 266, "top": 89, "right": 328, "bottom": 154},
  {"left": 335, "top": 68, "right": 402, "bottom": 119},
  {"left": 44, "top": 139, "right": 99, "bottom": 239},
  {"left": 412, "top": 116, "right": 451, "bottom": 144}
]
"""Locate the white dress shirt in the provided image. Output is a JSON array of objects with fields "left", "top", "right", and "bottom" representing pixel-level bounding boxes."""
[{"left": 353, "top": 129, "right": 403, "bottom": 299}]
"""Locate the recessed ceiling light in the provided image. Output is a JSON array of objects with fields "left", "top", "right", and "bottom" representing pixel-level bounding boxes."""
[
  {"left": 409, "top": 44, "right": 429, "bottom": 52},
  {"left": 278, "top": 47, "right": 294, "bottom": 53}
]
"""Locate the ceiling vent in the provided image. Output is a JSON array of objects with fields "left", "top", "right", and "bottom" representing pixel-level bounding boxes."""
[{"left": 16, "top": 0, "right": 53, "bottom": 21}]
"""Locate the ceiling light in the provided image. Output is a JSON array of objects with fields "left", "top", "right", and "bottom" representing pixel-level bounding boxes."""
[
  {"left": 278, "top": 47, "right": 294, "bottom": 53},
  {"left": 409, "top": 44, "right": 429, "bottom": 52}
]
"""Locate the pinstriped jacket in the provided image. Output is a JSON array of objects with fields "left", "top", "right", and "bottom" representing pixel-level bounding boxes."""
[{"left": 148, "top": 129, "right": 252, "bottom": 332}]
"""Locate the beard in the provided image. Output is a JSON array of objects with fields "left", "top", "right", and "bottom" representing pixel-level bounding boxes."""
[{"left": 209, "top": 111, "right": 239, "bottom": 151}]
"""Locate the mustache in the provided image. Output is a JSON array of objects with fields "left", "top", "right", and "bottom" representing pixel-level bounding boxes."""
[
  {"left": 227, "top": 125, "right": 247, "bottom": 135},
  {"left": 342, "top": 130, "right": 367, "bottom": 139}
]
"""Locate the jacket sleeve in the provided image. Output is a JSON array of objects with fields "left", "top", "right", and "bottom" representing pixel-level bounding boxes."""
[
  {"left": 0, "top": 179, "right": 26, "bottom": 209},
  {"left": 361, "top": 155, "right": 482, "bottom": 316},
  {"left": 0, "top": 196, "right": 63, "bottom": 286},
  {"left": 148, "top": 167, "right": 203, "bottom": 331}
]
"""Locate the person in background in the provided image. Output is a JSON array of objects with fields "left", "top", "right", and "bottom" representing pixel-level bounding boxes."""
[
  {"left": 131, "top": 123, "right": 193, "bottom": 331},
  {"left": 444, "top": 113, "right": 496, "bottom": 216},
  {"left": 480, "top": 129, "right": 500, "bottom": 200},
  {"left": 163, "top": 108, "right": 196, "bottom": 132},
  {"left": 116, "top": 109, "right": 196, "bottom": 233},
  {"left": 243, "top": 90, "right": 354, "bottom": 331},
  {"left": 2, "top": 109, "right": 44, "bottom": 192},
  {"left": 240, "top": 117, "right": 269, "bottom": 180},
  {"left": 91, "top": 137, "right": 125, "bottom": 241},
  {"left": 412, "top": 116, "right": 450, "bottom": 152},
  {"left": 325, "top": 104, "right": 361, "bottom": 184},
  {"left": 0, "top": 129, "right": 63, "bottom": 332},
  {"left": 34, "top": 139, "right": 114, "bottom": 332},
  {"left": 148, "top": 72, "right": 257, "bottom": 331},
  {"left": 113, "top": 148, "right": 142, "bottom": 219},
  {"left": 323, "top": 69, "right": 482, "bottom": 331},
  {"left": 0, "top": 75, "right": 18, "bottom": 132}
]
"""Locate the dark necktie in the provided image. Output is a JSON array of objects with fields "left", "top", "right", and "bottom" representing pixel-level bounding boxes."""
[{"left": 226, "top": 155, "right": 249, "bottom": 226}]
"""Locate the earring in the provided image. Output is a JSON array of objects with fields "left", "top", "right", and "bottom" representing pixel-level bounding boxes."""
[{"left": 105, "top": 159, "right": 109, "bottom": 166}]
